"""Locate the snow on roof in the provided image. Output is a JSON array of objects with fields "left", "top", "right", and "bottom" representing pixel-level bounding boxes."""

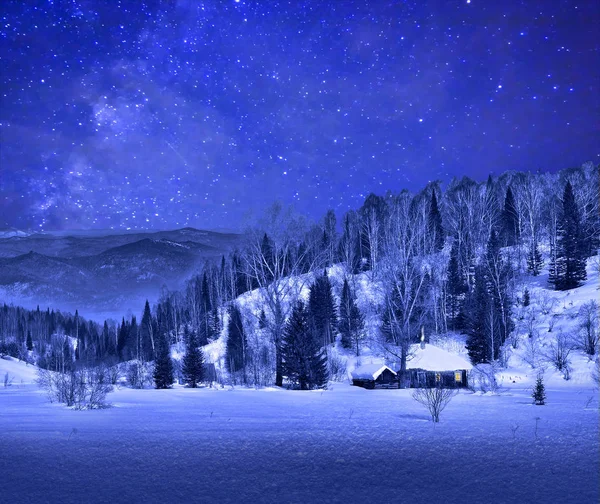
[
  {"left": 406, "top": 344, "right": 472, "bottom": 371},
  {"left": 351, "top": 364, "right": 396, "bottom": 380}
]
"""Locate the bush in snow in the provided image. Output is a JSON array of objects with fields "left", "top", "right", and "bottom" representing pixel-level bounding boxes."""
[
  {"left": 326, "top": 349, "right": 347, "bottom": 382},
  {"left": 36, "top": 367, "right": 113, "bottom": 409},
  {"left": 532, "top": 374, "right": 546, "bottom": 405},
  {"left": 412, "top": 386, "right": 457, "bottom": 423},
  {"left": 125, "top": 360, "right": 154, "bottom": 389},
  {"left": 522, "top": 335, "right": 542, "bottom": 369},
  {"left": 468, "top": 363, "right": 503, "bottom": 393}
]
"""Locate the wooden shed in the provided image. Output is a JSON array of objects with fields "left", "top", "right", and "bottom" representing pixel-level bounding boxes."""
[{"left": 351, "top": 364, "right": 398, "bottom": 389}]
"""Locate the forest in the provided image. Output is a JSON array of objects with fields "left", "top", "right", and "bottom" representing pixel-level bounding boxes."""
[{"left": 1, "top": 162, "right": 598, "bottom": 393}]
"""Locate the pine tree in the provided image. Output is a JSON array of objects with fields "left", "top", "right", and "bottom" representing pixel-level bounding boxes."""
[
  {"left": 226, "top": 303, "right": 247, "bottom": 380},
  {"left": 532, "top": 374, "right": 546, "bottom": 405},
  {"left": 308, "top": 270, "right": 338, "bottom": 347},
  {"left": 527, "top": 240, "right": 543, "bottom": 276},
  {"left": 446, "top": 241, "right": 467, "bottom": 330},
  {"left": 501, "top": 186, "right": 519, "bottom": 246},
  {"left": 153, "top": 331, "right": 174, "bottom": 389},
  {"left": 26, "top": 330, "right": 33, "bottom": 351},
  {"left": 258, "top": 309, "right": 268, "bottom": 330},
  {"left": 522, "top": 288, "right": 530, "bottom": 307},
  {"left": 338, "top": 278, "right": 365, "bottom": 355},
  {"left": 551, "top": 182, "right": 587, "bottom": 290},
  {"left": 281, "top": 301, "right": 328, "bottom": 390},
  {"left": 465, "top": 267, "right": 491, "bottom": 364},
  {"left": 428, "top": 189, "right": 444, "bottom": 252},
  {"left": 140, "top": 300, "right": 155, "bottom": 361},
  {"left": 182, "top": 327, "right": 204, "bottom": 388}
]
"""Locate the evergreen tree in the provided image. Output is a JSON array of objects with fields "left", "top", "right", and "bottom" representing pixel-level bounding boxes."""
[
  {"left": 465, "top": 267, "right": 491, "bottom": 364},
  {"left": 532, "top": 374, "right": 546, "bottom": 405},
  {"left": 428, "top": 189, "right": 444, "bottom": 252},
  {"left": 182, "top": 327, "right": 204, "bottom": 388},
  {"left": 527, "top": 240, "right": 543, "bottom": 276},
  {"left": 26, "top": 330, "right": 33, "bottom": 351},
  {"left": 281, "top": 301, "right": 328, "bottom": 390},
  {"left": 198, "top": 272, "right": 216, "bottom": 344},
  {"left": 226, "top": 303, "right": 247, "bottom": 379},
  {"left": 153, "top": 331, "right": 173, "bottom": 389},
  {"left": 522, "top": 288, "right": 530, "bottom": 307},
  {"left": 258, "top": 309, "right": 268, "bottom": 330},
  {"left": 501, "top": 186, "right": 519, "bottom": 246},
  {"left": 551, "top": 182, "right": 587, "bottom": 290},
  {"left": 338, "top": 278, "right": 365, "bottom": 355},
  {"left": 307, "top": 270, "right": 338, "bottom": 347},
  {"left": 446, "top": 241, "right": 467, "bottom": 330},
  {"left": 140, "top": 300, "right": 155, "bottom": 361}
]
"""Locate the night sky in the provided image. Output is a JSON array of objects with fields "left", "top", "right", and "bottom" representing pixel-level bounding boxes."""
[{"left": 0, "top": 1, "right": 598, "bottom": 231}]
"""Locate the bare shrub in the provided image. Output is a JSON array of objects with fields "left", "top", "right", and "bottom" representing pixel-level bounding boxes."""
[
  {"left": 538, "top": 291, "right": 557, "bottom": 315},
  {"left": 575, "top": 301, "right": 599, "bottom": 356},
  {"left": 37, "top": 367, "right": 113, "bottom": 409},
  {"left": 468, "top": 363, "right": 503, "bottom": 393},
  {"left": 327, "top": 349, "right": 348, "bottom": 382},
  {"left": 545, "top": 332, "right": 574, "bottom": 380},
  {"left": 522, "top": 333, "right": 543, "bottom": 369},
  {"left": 3, "top": 372, "right": 13, "bottom": 387},
  {"left": 125, "top": 360, "right": 154, "bottom": 389},
  {"left": 412, "top": 386, "right": 458, "bottom": 423}
]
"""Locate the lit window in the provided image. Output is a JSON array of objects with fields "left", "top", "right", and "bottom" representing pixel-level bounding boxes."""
[
  {"left": 455, "top": 371, "right": 462, "bottom": 382},
  {"left": 435, "top": 373, "right": 441, "bottom": 382}
]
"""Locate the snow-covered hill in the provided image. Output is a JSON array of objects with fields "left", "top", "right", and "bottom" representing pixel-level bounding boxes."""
[
  {"left": 0, "top": 356, "right": 39, "bottom": 385},
  {"left": 202, "top": 255, "right": 599, "bottom": 388}
]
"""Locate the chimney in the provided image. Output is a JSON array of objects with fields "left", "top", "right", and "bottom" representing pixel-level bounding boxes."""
[{"left": 420, "top": 326, "right": 426, "bottom": 349}]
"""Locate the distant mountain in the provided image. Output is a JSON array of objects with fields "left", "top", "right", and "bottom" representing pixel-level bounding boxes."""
[
  {"left": 0, "top": 228, "right": 243, "bottom": 319},
  {"left": 0, "top": 227, "right": 242, "bottom": 258}
]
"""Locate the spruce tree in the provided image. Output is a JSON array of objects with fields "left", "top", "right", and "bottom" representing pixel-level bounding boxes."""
[
  {"left": 551, "top": 182, "right": 587, "bottom": 290},
  {"left": 527, "top": 240, "right": 543, "bottom": 276},
  {"left": 308, "top": 270, "right": 338, "bottom": 347},
  {"left": 522, "top": 288, "right": 530, "bottom": 307},
  {"left": 281, "top": 301, "right": 328, "bottom": 390},
  {"left": 226, "top": 303, "right": 247, "bottom": 379},
  {"left": 182, "top": 327, "right": 204, "bottom": 388},
  {"left": 140, "top": 300, "right": 155, "bottom": 362},
  {"left": 465, "top": 267, "right": 491, "bottom": 364},
  {"left": 532, "top": 374, "right": 546, "bottom": 405},
  {"left": 153, "top": 331, "right": 173, "bottom": 389},
  {"left": 26, "top": 330, "right": 33, "bottom": 351},
  {"left": 338, "top": 278, "right": 364, "bottom": 355},
  {"left": 428, "top": 189, "right": 444, "bottom": 252},
  {"left": 446, "top": 241, "right": 467, "bottom": 330},
  {"left": 501, "top": 186, "right": 519, "bottom": 246}
]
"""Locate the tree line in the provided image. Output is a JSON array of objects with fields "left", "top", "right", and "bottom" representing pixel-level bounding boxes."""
[{"left": 1, "top": 162, "right": 597, "bottom": 389}]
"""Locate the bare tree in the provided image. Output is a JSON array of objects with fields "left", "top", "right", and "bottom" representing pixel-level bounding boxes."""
[
  {"left": 575, "top": 301, "right": 599, "bottom": 356},
  {"left": 243, "top": 202, "right": 316, "bottom": 387},
  {"left": 412, "top": 386, "right": 458, "bottom": 422},
  {"left": 378, "top": 191, "right": 429, "bottom": 384},
  {"left": 545, "top": 332, "right": 574, "bottom": 380}
]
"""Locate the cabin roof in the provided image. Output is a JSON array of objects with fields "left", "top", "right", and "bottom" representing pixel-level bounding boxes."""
[
  {"left": 351, "top": 364, "right": 397, "bottom": 380},
  {"left": 406, "top": 344, "right": 473, "bottom": 371}
]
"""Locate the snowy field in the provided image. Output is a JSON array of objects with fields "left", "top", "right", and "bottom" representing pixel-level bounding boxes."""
[{"left": 1, "top": 376, "right": 598, "bottom": 504}]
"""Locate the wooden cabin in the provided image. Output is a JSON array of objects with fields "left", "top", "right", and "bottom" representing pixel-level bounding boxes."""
[
  {"left": 351, "top": 364, "right": 398, "bottom": 389},
  {"left": 399, "top": 343, "right": 472, "bottom": 389},
  {"left": 402, "top": 368, "right": 469, "bottom": 389}
]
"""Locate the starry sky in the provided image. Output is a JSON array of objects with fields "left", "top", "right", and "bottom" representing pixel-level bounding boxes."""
[{"left": 0, "top": 0, "right": 598, "bottom": 231}]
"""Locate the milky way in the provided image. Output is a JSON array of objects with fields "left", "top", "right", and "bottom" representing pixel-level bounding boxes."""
[{"left": 0, "top": 0, "right": 598, "bottom": 231}]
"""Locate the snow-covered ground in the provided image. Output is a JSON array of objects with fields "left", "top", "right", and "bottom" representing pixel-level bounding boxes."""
[{"left": 0, "top": 380, "right": 597, "bottom": 504}]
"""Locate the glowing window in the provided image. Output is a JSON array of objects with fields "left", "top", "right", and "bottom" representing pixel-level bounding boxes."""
[
  {"left": 455, "top": 371, "right": 462, "bottom": 382},
  {"left": 435, "top": 373, "right": 441, "bottom": 382}
]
